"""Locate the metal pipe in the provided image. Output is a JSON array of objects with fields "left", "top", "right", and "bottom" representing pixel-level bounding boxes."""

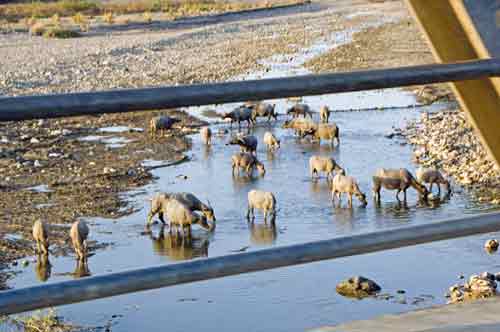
[
  {"left": 1, "top": 212, "right": 500, "bottom": 315},
  {"left": 0, "top": 59, "right": 499, "bottom": 122}
]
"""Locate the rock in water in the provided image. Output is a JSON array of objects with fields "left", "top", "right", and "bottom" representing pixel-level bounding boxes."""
[
  {"left": 448, "top": 272, "right": 497, "bottom": 303},
  {"left": 336, "top": 276, "right": 381, "bottom": 298},
  {"left": 484, "top": 239, "right": 499, "bottom": 253}
]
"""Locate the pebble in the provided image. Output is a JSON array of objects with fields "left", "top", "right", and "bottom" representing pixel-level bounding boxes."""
[{"left": 30, "top": 137, "right": 40, "bottom": 144}]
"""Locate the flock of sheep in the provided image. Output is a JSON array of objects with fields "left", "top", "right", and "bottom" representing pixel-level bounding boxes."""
[
  {"left": 146, "top": 101, "right": 452, "bottom": 240},
  {"left": 31, "top": 101, "right": 452, "bottom": 266}
]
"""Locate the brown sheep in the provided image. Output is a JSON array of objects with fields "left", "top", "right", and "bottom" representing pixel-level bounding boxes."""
[
  {"left": 287, "top": 104, "right": 314, "bottom": 118},
  {"left": 32, "top": 219, "right": 49, "bottom": 255},
  {"left": 303, "top": 123, "right": 340, "bottom": 146},
  {"left": 150, "top": 115, "right": 180, "bottom": 138},
  {"left": 226, "top": 135, "right": 258, "bottom": 155},
  {"left": 282, "top": 118, "right": 317, "bottom": 137},
  {"left": 70, "top": 220, "right": 89, "bottom": 261},
  {"left": 309, "top": 155, "right": 343, "bottom": 181},
  {"left": 251, "top": 103, "right": 278, "bottom": 122},
  {"left": 147, "top": 192, "right": 215, "bottom": 226},
  {"left": 372, "top": 168, "right": 429, "bottom": 202},
  {"left": 232, "top": 152, "right": 266, "bottom": 176},
  {"left": 416, "top": 167, "right": 451, "bottom": 196}
]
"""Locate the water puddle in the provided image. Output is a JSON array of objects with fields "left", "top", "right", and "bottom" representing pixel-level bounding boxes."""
[
  {"left": 98, "top": 126, "right": 144, "bottom": 133},
  {"left": 79, "top": 135, "right": 134, "bottom": 149},
  {"left": 5, "top": 13, "right": 500, "bottom": 332},
  {"left": 25, "top": 184, "right": 52, "bottom": 193}
]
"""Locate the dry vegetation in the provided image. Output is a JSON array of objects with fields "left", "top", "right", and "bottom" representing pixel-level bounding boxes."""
[
  {"left": 0, "top": 0, "right": 303, "bottom": 23},
  {"left": 1, "top": 309, "right": 81, "bottom": 332}
]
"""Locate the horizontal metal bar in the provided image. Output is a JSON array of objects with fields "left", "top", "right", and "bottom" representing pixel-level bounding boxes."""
[
  {"left": 1, "top": 212, "right": 500, "bottom": 315},
  {"left": 0, "top": 59, "right": 499, "bottom": 122}
]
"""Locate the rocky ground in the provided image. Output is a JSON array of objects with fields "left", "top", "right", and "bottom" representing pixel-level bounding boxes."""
[{"left": 404, "top": 112, "right": 500, "bottom": 203}]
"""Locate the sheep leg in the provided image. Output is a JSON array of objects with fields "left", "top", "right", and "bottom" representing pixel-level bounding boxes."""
[
  {"left": 331, "top": 191, "right": 336, "bottom": 205},
  {"left": 264, "top": 210, "right": 268, "bottom": 224},
  {"left": 348, "top": 193, "right": 353, "bottom": 208},
  {"left": 403, "top": 189, "right": 407, "bottom": 202},
  {"left": 246, "top": 206, "right": 251, "bottom": 220},
  {"left": 395, "top": 189, "right": 401, "bottom": 201},
  {"left": 429, "top": 182, "right": 434, "bottom": 193},
  {"left": 437, "top": 183, "right": 441, "bottom": 196}
]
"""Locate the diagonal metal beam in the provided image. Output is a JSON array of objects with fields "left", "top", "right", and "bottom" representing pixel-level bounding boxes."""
[{"left": 405, "top": 0, "right": 500, "bottom": 167}]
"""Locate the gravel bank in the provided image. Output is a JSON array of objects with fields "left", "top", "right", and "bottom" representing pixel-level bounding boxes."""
[{"left": 405, "top": 112, "right": 500, "bottom": 204}]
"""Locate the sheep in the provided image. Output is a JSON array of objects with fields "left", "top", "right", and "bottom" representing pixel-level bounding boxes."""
[
  {"left": 287, "top": 104, "right": 314, "bottom": 118},
  {"left": 303, "top": 123, "right": 340, "bottom": 146},
  {"left": 232, "top": 152, "right": 266, "bottom": 176},
  {"left": 150, "top": 115, "right": 180, "bottom": 138},
  {"left": 331, "top": 173, "right": 368, "bottom": 207},
  {"left": 32, "top": 219, "right": 49, "bottom": 255},
  {"left": 163, "top": 199, "right": 216, "bottom": 237},
  {"left": 372, "top": 168, "right": 429, "bottom": 203},
  {"left": 200, "top": 127, "right": 212, "bottom": 145},
  {"left": 70, "top": 220, "right": 89, "bottom": 261},
  {"left": 282, "top": 118, "right": 317, "bottom": 137},
  {"left": 222, "top": 106, "right": 254, "bottom": 129},
  {"left": 226, "top": 135, "right": 258, "bottom": 154},
  {"left": 320, "top": 106, "right": 331, "bottom": 123},
  {"left": 309, "top": 155, "right": 343, "bottom": 181},
  {"left": 250, "top": 103, "right": 278, "bottom": 122},
  {"left": 247, "top": 190, "right": 276, "bottom": 223},
  {"left": 263, "top": 132, "right": 280, "bottom": 151},
  {"left": 147, "top": 192, "right": 215, "bottom": 226},
  {"left": 416, "top": 167, "right": 451, "bottom": 196}
]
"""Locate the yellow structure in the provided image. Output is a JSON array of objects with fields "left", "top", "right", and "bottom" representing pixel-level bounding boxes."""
[{"left": 406, "top": 0, "right": 500, "bottom": 166}]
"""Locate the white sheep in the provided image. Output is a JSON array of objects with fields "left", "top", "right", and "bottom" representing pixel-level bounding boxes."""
[
  {"left": 309, "top": 155, "right": 343, "bottom": 181},
  {"left": 331, "top": 173, "right": 368, "bottom": 207},
  {"left": 247, "top": 190, "right": 276, "bottom": 223},
  {"left": 320, "top": 106, "right": 331, "bottom": 123},
  {"left": 263, "top": 132, "right": 280, "bottom": 151}
]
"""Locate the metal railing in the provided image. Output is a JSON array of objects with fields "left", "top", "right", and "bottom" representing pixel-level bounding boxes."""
[
  {"left": 0, "top": 59, "right": 499, "bottom": 121},
  {"left": 1, "top": 212, "right": 500, "bottom": 315},
  {"left": 0, "top": 58, "right": 499, "bottom": 316}
]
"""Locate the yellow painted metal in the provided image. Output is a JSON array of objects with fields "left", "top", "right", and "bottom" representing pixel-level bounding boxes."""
[{"left": 405, "top": 0, "right": 500, "bottom": 167}]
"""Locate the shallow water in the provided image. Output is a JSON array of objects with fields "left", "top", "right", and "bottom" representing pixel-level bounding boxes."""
[
  {"left": 4, "top": 16, "right": 500, "bottom": 332},
  {"left": 7, "top": 100, "right": 500, "bottom": 332}
]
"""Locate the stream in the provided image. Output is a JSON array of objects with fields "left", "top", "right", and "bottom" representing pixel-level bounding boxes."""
[{"left": 4, "top": 15, "right": 500, "bottom": 332}]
